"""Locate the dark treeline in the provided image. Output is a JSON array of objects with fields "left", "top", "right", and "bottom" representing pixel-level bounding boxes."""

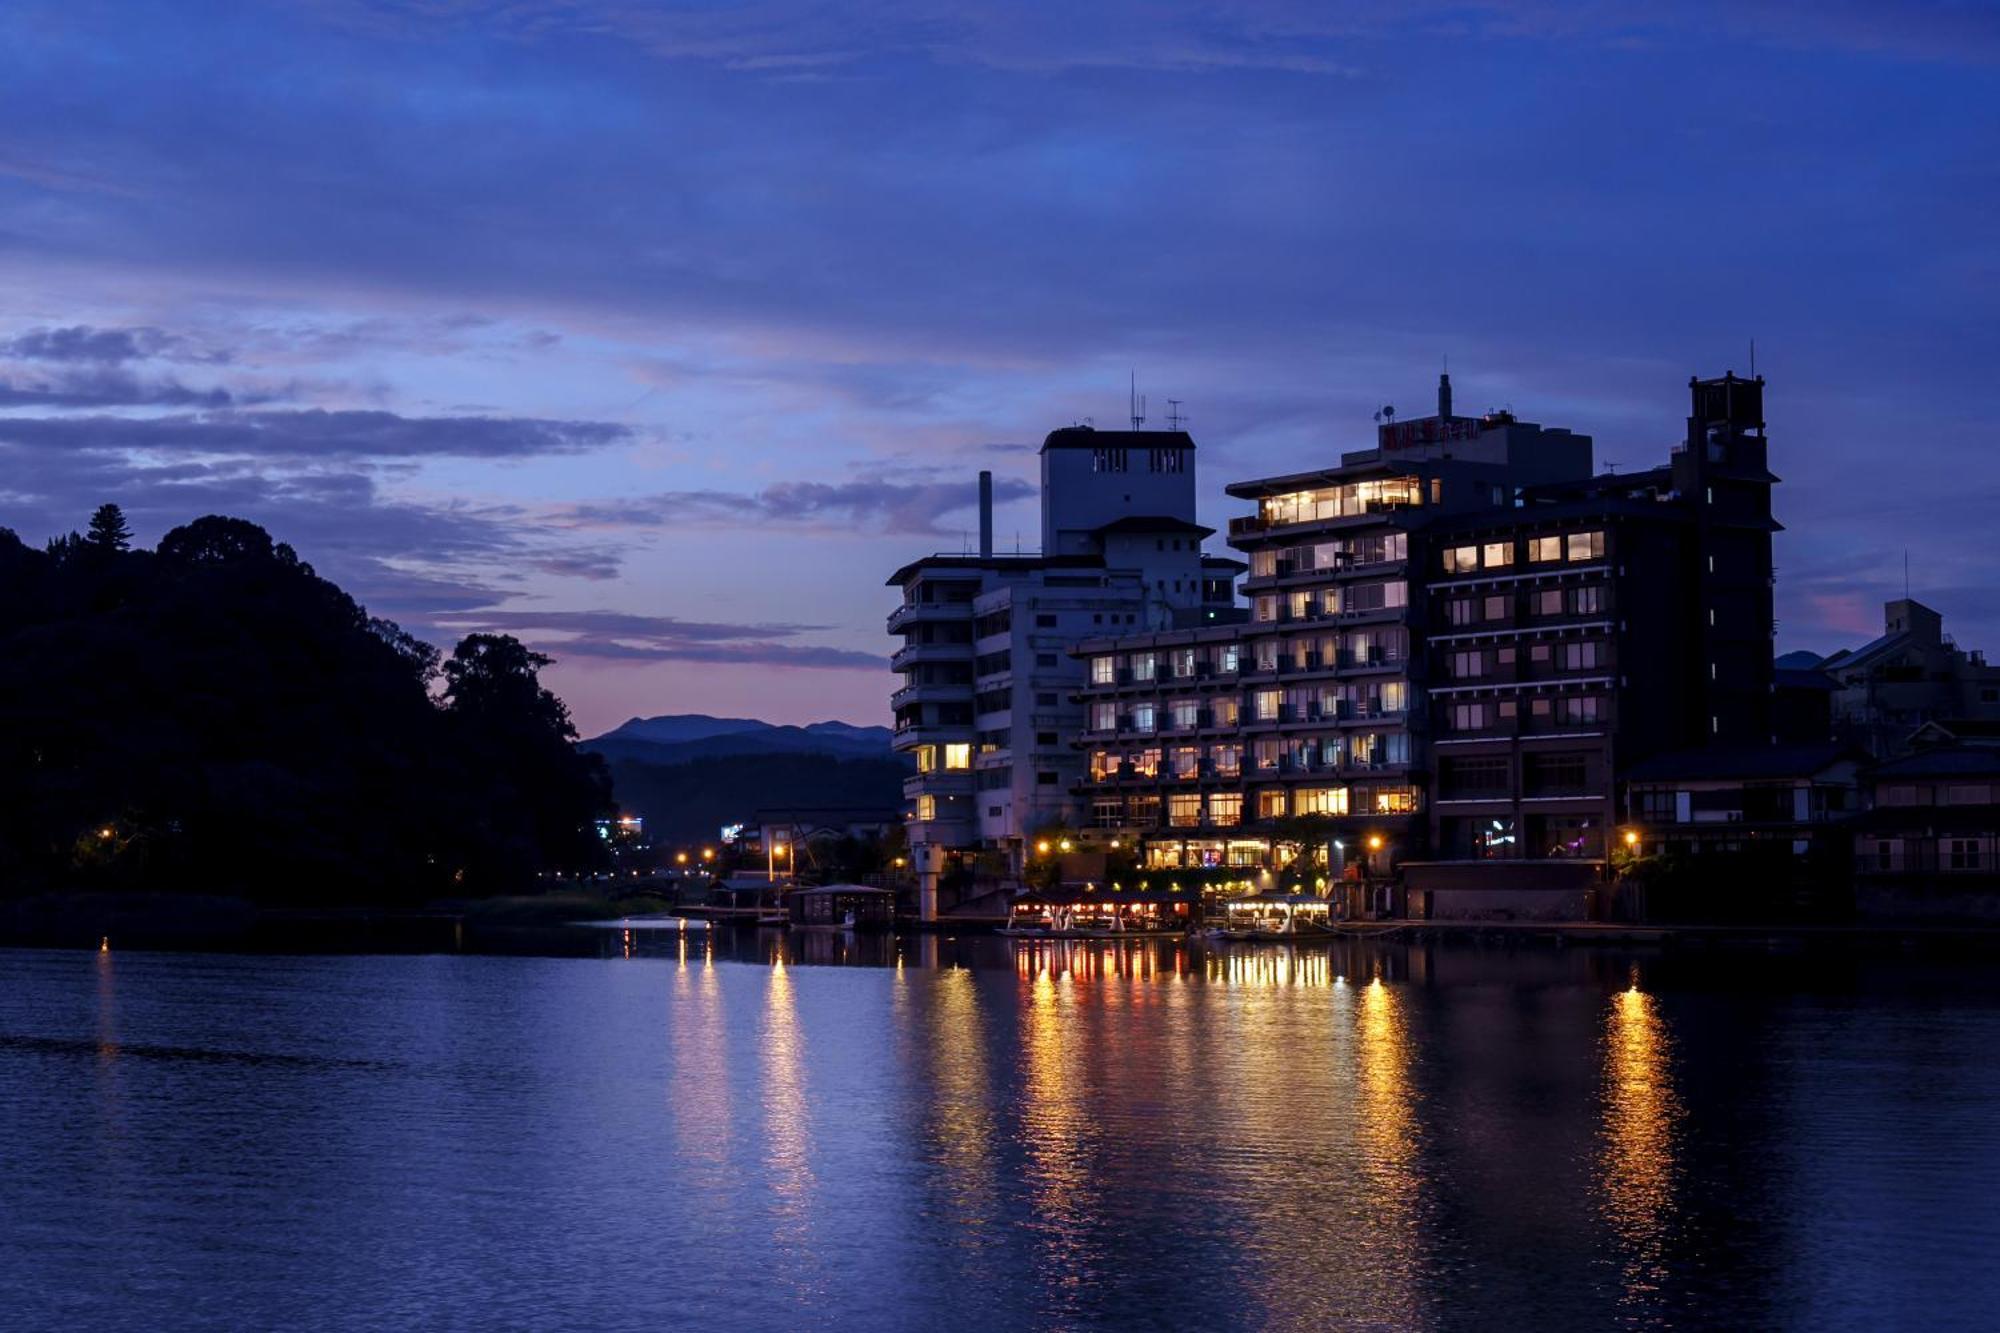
[{"left": 0, "top": 507, "right": 612, "bottom": 902}]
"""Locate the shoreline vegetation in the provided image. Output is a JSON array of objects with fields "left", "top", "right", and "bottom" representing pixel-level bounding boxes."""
[{"left": 0, "top": 508, "right": 614, "bottom": 906}]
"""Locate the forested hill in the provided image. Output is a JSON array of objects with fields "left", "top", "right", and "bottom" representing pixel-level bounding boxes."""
[
  {"left": 0, "top": 508, "right": 611, "bottom": 901},
  {"left": 602, "top": 752, "right": 909, "bottom": 846}
]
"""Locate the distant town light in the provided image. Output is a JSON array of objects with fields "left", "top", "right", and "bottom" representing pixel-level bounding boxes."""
[
  {"left": 1058, "top": 838, "right": 1072, "bottom": 853},
  {"left": 99, "top": 827, "right": 114, "bottom": 840},
  {"left": 701, "top": 848, "right": 715, "bottom": 861},
  {"left": 1036, "top": 839, "right": 1051, "bottom": 855}
]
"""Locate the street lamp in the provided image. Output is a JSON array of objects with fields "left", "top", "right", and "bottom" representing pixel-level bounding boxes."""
[
  {"left": 1058, "top": 838, "right": 1072, "bottom": 853},
  {"left": 701, "top": 847, "right": 715, "bottom": 863},
  {"left": 1036, "top": 839, "right": 1051, "bottom": 855},
  {"left": 1623, "top": 829, "right": 1641, "bottom": 848},
  {"left": 769, "top": 837, "right": 789, "bottom": 883},
  {"left": 675, "top": 851, "right": 689, "bottom": 866}
]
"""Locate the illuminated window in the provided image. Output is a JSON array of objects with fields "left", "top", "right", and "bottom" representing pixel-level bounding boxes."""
[
  {"left": 1170, "top": 699, "right": 1200, "bottom": 729},
  {"left": 1529, "top": 535, "right": 1562, "bottom": 563},
  {"left": 1212, "top": 696, "right": 1240, "bottom": 727},
  {"left": 1173, "top": 746, "right": 1201, "bottom": 778},
  {"left": 943, "top": 743, "right": 972, "bottom": 770},
  {"left": 1254, "top": 689, "right": 1281, "bottom": 721},
  {"left": 1091, "top": 655, "right": 1116, "bottom": 685},
  {"left": 1483, "top": 541, "right": 1513, "bottom": 568},
  {"left": 1089, "top": 750, "right": 1116, "bottom": 781},
  {"left": 1573, "top": 585, "right": 1607, "bottom": 615},
  {"left": 1296, "top": 787, "right": 1350, "bottom": 816},
  {"left": 1132, "top": 652, "right": 1157, "bottom": 681},
  {"left": 1444, "top": 545, "right": 1480, "bottom": 574},
  {"left": 1132, "top": 747, "right": 1162, "bottom": 778},
  {"left": 916, "top": 795, "right": 937, "bottom": 821},
  {"left": 915, "top": 744, "right": 938, "bottom": 773},
  {"left": 1257, "top": 789, "right": 1288, "bottom": 819},
  {"left": 1566, "top": 531, "right": 1604, "bottom": 562},
  {"left": 1207, "top": 793, "right": 1243, "bottom": 827},
  {"left": 1169, "top": 793, "right": 1203, "bottom": 827},
  {"left": 1131, "top": 703, "right": 1157, "bottom": 733},
  {"left": 1211, "top": 744, "right": 1242, "bottom": 776},
  {"left": 1219, "top": 643, "right": 1241, "bottom": 673},
  {"left": 1375, "top": 788, "right": 1418, "bottom": 813},
  {"left": 1090, "top": 702, "right": 1117, "bottom": 731}
]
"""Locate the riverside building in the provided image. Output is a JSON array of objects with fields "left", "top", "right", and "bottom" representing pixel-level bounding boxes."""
[
  {"left": 887, "top": 432, "right": 1241, "bottom": 920},
  {"left": 1071, "top": 372, "right": 1779, "bottom": 903}
]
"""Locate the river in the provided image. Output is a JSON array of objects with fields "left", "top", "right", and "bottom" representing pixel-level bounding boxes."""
[{"left": 2, "top": 932, "right": 1996, "bottom": 1330}]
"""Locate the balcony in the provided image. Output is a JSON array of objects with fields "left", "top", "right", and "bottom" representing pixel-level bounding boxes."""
[
  {"left": 887, "top": 600, "right": 973, "bottom": 634},
  {"left": 890, "top": 681, "right": 974, "bottom": 710},
  {"left": 890, "top": 640, "right": 974, "bottom": 673}
]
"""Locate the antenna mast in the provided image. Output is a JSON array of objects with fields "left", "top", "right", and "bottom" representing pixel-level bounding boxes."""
[
  {"left": 1165, "top": 399, "right": 1185, "bottom": 431},
  {"left": 1129, "top": 371, "right": 1146, "bottom": 431}
]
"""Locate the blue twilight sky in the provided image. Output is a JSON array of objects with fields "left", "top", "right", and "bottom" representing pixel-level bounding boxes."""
[{"left": 1, "top": 2, "right": 1996, "bottom": 733}]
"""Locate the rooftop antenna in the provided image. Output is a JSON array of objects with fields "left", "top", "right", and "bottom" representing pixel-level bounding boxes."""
[
  {"left": 1165, "top": 398, "right": 1185, "bottom": 431},
  {"left": 1750, "top": 338, "right": 1757, "bottom": 378},
  {"left": 1905, "top": 548, "right": 1910, "bottom": 600},
  {"left": 1129, "top": 371, "right": 1146, "bottom": 431}
]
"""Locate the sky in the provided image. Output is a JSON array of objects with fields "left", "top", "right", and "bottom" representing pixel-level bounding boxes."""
[{"left": 1, "top": 2, "right": 1996, "bottom": 735}]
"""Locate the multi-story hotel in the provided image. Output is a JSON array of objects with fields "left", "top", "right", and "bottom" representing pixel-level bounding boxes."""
[
  {"left": 1070, "top": 372, "right": 1778, "bottom": 893},
  {"left": 887, "top": 432, "right": 1240, "bottom": 919}
]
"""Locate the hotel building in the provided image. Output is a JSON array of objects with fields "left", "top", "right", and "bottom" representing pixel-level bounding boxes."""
[
  {"left": 887, "top": 432, "right": 1240, "bottom": 919},
  {"left": 1071, "top": 372, "right": 1778, "bottom": 892}
]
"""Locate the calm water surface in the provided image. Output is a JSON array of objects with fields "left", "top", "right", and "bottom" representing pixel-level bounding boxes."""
[{"left": 3, "top": 933, "right": 1998, "bottom": 1331}]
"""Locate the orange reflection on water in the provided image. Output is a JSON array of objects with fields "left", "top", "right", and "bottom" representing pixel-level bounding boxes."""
[
  {"left": 1202, "top": 945, "right": 1332, "bottom": 990},
  {"left": 1348, "top": 976, "right": 1424, "bottom": 1325},
  {"left": 1019, "top": 966, "right": 1101, "bottom": 1305},
  {"left": 921, "top": 968, "right": 998, "bottom": 1236},
  {"left": 1599, "top": 986, "right": 1681, "bottom": 1307}
]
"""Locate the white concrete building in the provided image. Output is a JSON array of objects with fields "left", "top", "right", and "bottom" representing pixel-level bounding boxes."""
[{"left": 887, "top": 428, "right": 1239, "bottom": 919}]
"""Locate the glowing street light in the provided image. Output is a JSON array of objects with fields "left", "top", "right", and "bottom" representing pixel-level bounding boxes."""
[
  {"left": 700, "top": 847, "right": 715, "bottom": 862},
  {"left": 1058, "top": 838, "right": 1072, "bottom": 853},
  {"left": 1624, "top": 829, "right": 1641, "bottom": 848},
  {"left": 1367, "top": 835, "right": 1384, "bottom": 852},
  {"left": 675, "top": 851, "right": 689, "bottom": 866},
  {"left": 1036, "top": 839, "right": 1051, "bottom": 855}
]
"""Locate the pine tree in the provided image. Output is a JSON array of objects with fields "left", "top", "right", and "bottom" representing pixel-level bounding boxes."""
[{"left": 85, "top": 504, "right": 131, "bottom": 553}]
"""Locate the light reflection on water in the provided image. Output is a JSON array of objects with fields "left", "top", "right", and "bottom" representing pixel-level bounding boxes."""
[
  {"left": 1598, "top": 982, "right": 1682, "bottom": 1323},
  {"left": 3, "top": 937, "right": 2000, "bottom": 1331}
]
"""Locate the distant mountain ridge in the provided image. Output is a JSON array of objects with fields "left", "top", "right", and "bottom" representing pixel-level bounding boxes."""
[{"left": 583, "top": 713, "right": 895, "bottom": 765}]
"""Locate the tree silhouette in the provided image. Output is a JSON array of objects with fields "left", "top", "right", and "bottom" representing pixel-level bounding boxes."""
[
  {"left": 85, "top": 504, "right": 131, "bottom": 553},
  {"left": 0, "top": 510, "right": 612, "bottom": 901}
]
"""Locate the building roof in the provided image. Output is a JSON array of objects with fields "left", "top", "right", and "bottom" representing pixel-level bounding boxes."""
[
  {"left": 884, "top": 551, "right": 1105, "bottom": 587},
  {"left": 1910, "top": 719, "right": 2000, "bottom": 746},
  {"left": 1870, "top": 746, "right": 2000, "bottom": 780},
  {"left": 1625, "top": 742, "right": 1860, "bottom": 783},
  {"left": 1041, "top": 426, "right": 1194, "bottom": 453},
  {"left": 788, "top": 883, "right": 895, "bottom": 898},
  {"left": 1819, "top": 629, "right": 1910, "bottom": 675},
  {"left": 1090, "top": 515, "right": 1215, "bottom": 538}
]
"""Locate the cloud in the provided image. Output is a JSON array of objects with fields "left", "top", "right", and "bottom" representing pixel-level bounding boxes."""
[
  {"left": 556, "top": 475, "right": 1036, "bottom": 536},
  {"left": 0, "top": 408, "right": 630, "bottom": 460},
  {"left": 429, "top": 608, "right": 888, "bottom": 669},
  {"left": 0, "top": 324, "right": 182, "bottom": 363},
  {"left": 0, "top": 368, "right": 237, "bottom": 409}
]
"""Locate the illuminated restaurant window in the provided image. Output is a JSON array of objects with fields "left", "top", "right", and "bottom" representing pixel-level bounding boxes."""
[
  {"left": 1207, "top": 793, "right": 1243, "bottom": 827},
  {"left": 1169, "top": 793, "right": 1203, "bottom": 827}
]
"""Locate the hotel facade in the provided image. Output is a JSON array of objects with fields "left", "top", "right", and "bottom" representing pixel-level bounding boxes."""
[
  {"left": 1068, "top": 372, "right": 1778, "bottom": 888},
  {"left": 887, "top": 432, "right": 1240, "bottom": 919}
]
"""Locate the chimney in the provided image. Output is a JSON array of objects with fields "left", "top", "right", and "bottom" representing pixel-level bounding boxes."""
[
  {"left": 1438, "top": 372, "right": 1453, "bottom": 419},
  {"left": 977, "top": 470, "right": 994, "bottom": 557}
]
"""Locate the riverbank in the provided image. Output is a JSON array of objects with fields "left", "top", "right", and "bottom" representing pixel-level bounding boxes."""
[{"left": 0, "top": 889, "right": 680, "bottom": 954}]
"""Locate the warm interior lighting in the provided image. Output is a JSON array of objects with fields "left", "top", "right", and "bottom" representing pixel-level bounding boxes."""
[{"left": 1367, "top": 835, "right": 1384, "bottom": 851}]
